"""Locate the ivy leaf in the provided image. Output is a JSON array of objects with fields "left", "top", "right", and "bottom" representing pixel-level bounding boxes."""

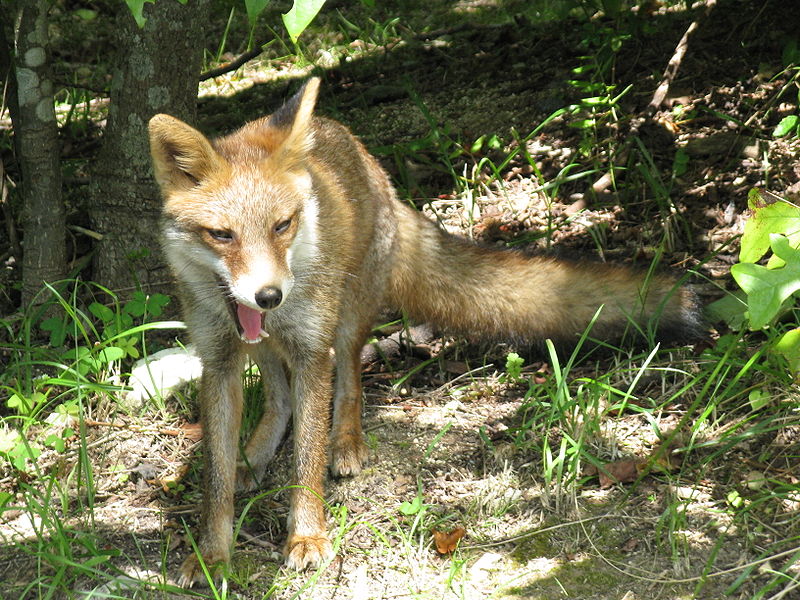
[
  {"left": 740, "top": 190, "right": 800, "bottom": 265},
  {"left": 731, "top": 234, "right": 800, "bottom": 329},
  {"left": 282, "top": 0, "right": 326, "bottom": 43}
]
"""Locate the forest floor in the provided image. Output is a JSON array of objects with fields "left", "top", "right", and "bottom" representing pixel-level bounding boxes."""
[{"left": 2, "top": 0, "right": 800, "bottom": 598}]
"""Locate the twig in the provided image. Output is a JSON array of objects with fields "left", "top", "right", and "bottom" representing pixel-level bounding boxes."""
[
  {"left": 84, "top": 418, "right": 202, "bottom": 440},
  {"left": 238, "top": 529, "right": 280, "bottom": 551},
  {"left": 591, "top": 0, "right": 718, "bottom": 195},
  {"left": 67, "top": 224, "right": 104, "bottom": 240},
  {"left": 199, "top": 43, "right": 269, "bottom": 81},
  {"left": 647, "top": 0, "right": 717, "bottom": 114}
]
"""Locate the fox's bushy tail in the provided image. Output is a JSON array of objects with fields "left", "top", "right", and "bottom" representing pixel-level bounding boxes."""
[{"left": 388, "top": 203, "right": 700, "bottom": 347}]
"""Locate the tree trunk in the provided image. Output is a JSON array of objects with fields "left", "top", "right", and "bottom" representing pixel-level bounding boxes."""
[
  {"left": 88, "top": 0, "right": 211, "bottom": 293},
  {"left": 7, "top": 1, "right": 67, "bottom": 306}
]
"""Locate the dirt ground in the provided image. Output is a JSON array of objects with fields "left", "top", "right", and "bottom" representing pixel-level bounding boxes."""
[{"left": 2, "top": 0, "right": 800, "bottom": 598}]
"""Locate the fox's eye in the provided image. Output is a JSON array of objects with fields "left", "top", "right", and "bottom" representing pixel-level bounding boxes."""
[
  {"left": 274, "top": 218, "right": 292, "bottom": 234},
  {"left": 206, "top": 228, "right": 234, "bottom": 242}
]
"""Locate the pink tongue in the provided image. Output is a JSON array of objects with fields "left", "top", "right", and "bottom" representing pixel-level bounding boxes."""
[{"left": 236, "top": 303, "right": 263, "bottom": 341}]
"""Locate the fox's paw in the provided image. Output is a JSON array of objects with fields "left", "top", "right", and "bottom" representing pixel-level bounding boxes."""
[
  {"left": 330, "top": 432, "right": 368, "bottom": 477},
  {"left": 283, "top": 534, "right": 334, "bottom": 570},
  {"left": 235, "top": 461, "right": 266, "bottom": 492},
  {"left": 177, "top": 548, "right": 228, "bottom": 589}
]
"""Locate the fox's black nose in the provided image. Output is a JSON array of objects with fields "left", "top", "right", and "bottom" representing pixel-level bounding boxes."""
[{"left": 255, "top": 286, "right": 283, "bottom": 309}]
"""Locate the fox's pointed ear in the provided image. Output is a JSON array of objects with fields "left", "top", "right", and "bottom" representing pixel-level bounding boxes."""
[
  {"left": 266, "top": 77, "right": 320, "bottom": 166},
  {"left": 148, "top": 115, "right": 223, "bottom": 192}
]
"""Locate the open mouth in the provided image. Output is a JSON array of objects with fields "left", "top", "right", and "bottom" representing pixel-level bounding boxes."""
[{"left": 221, "top": 282, "right": 270, "bottom": 343}]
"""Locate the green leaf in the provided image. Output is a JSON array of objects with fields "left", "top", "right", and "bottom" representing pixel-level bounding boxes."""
[
  {"left": 146, "top": 293, "right": 171, "bottom": 317},
  {"left": 45, "top": 434, "right": 66, "bottom": 453},
  {"left": 739, "top": 191, "right": 800, "bottom": 264},
  {"left": 124, "top": 291, "right": 147, "bottom": 318},
  {"left": 726, "top": 489, "right": 744, "bottom": 509},
  {"left": 705, "top": 292, "right": 747, "bottom": 330},
  {"left": 125, "top": 0, "right": 155, "bottom": 28},
  {"left": 245, "top": 0, "right": 271, "bottom": 27},
  {"left": 399, "top": 495, "right": 423, "bottom": 515},
  {"left": 7, "top": 394, "right": 27, "bottom": 413},
  {"left": 748, "top": 389, "right": 770, "bottom": 411},
  {"left": 89, "top": 301, "right": 115, "bottom": 324},
  {"left": 97, "top": 346, "right": 126, "bottom": 364},
  {"left": 775, "top": 327, "right": 800, "bottom": 380},
  {"left": 569, "top": 118, "right": 596, "bottom": 129},
  {"left": 75, "top": 8, "right": 97, "bottom": 20},
  {"left": 470, "top": 135, "right": 487, "bottom": 154},
  {"left": 580, "top": 96, "right": 611, "bottom": 107},
  {"left": 63, "top": 346, "right": 91, "bottom": 361},
  {"left": 117, "top": 336, "right": 140, "bottom": 359},
  {"left": 731, "top": 234, "right": 800, "bottom": 329},
  {"left": 282, "top": 0, "right": 326, "bottom": 43},
  {"left": 783, "top": 39, "right": 800, "bottom": 66},
  {"left": 672, "top": 147, "right": 689, "bottom": 177},
  {"left": 773, "top": 115, "right": 798, "bottom": 138},
  {"left": 0, "top": 430, "right": 21, "bottom": 454},
  {"left": 41, "top": 316, "right": 67, "bottom": 347},
  {"left": 10, "top": 442, "right": 40, "bottom": 472},
  {"left": 63, "top": 346, "right": 99, "bottom": 375},
  {"left": 505, "top": 352, "right": 524, "bottom": 381}
]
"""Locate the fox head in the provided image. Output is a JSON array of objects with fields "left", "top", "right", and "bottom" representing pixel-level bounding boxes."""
[{"left": 148, "top": 78, "right": 321, "bottom": 343}]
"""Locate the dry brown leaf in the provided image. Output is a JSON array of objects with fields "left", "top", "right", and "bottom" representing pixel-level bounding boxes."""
[
  {"left": 432, "top": 526, "right": 466, "bottom": 554},
  {"left": 598, "top": 459, "right": 643, "bottom": 488}
]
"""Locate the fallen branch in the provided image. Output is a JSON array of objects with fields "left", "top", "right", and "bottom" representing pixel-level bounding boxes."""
[
  {"left": 648, "top": 0, "right": 717, "bottom": 114},
  {"left": 592, "top": 0, "right": 718, "bottom": 195},
  {"left": 84, "top": 418, "right": 203, "bottom": 441},
  {"left": 200, "top": 44, "right": 269, "bottom": 81}
]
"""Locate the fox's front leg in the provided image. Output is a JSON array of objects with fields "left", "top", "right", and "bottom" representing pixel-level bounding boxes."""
[
  {"left": 284, "top": 350, "right": 335, "bottom": 569},
  {"left": 329, "top": 320, "right": 372, "bottom": 476},
  {"left": 178, "top": 365, "right": 244, "bottom": 588}
]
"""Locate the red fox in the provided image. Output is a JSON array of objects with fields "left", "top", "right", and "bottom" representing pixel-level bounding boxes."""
[{"left": 148, "top": 77, "right": 699, "bottom": 586}]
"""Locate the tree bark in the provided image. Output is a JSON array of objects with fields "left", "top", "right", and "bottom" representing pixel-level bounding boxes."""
[
  {"left": 6, "top": 1, "right": 67, "bottom": 306},
  {"left": 88, "top": 0, "right": 211, "bottom": 293}
]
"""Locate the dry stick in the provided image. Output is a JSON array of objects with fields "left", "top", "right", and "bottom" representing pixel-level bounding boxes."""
[
  {"left": 84, "top": 417, "right": 202, "bottom": 440},
  {"left": 592, "top": 0, "right": 718, "bottom": 195},
  {"left": 199, "top": 44, "right": 268, "bottom": 81},
  {"left": 199, "top": 24, "right": 492, "bottom": 82}
]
